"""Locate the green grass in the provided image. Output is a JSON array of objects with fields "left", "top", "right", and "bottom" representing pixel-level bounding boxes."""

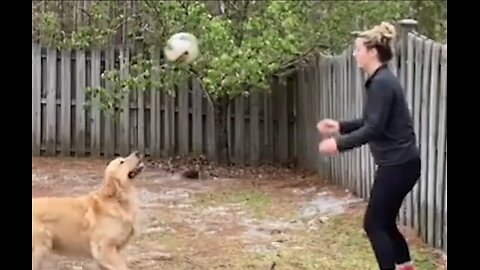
[
  {"left": 217, "top": 212, "right": 442, "bottom": 270},
  {"left": 189, "top": 190, "right": 443, "bottom": 270},
  {"left": 193, "top": 190, "right": 273, "bottom": 219},
  {"left": 230, "top": 191, "right": 272, "bottom": 218}
]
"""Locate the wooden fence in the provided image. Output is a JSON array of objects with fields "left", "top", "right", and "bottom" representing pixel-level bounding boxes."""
[
  {"left": 31, "top": 43, "right": 293, "bottom": 165},
  {"left": 32, "top": 20, "right": 446, "bottom": 252}
]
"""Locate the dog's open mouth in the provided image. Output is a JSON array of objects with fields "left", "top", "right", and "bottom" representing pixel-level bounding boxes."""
[{"left": 128, "top": 162, "right": 145, "bottom": 179}]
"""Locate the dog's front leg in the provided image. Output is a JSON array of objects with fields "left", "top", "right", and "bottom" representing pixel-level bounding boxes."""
[
  {"left": 91, "top": 242, "right": 129, "bottom": 270},
  {"left": 32, "top": 246, "right": 48, "bottom": 270},
  {"left": 32, "top": 228, "right": 52, "bottom": 270}
]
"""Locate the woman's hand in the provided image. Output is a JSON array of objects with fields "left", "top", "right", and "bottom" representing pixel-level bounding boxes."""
[
  {"left": 316, "top": 119, "right": 340, "bottom": 136},
  {"left": 318, "top": 138, "right": 339, "bottom": 155}
]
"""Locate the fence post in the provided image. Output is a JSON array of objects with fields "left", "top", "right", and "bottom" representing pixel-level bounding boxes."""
[
  {"left": 398, "top": 19, "right": 418, "bottom": 88},
  {"left": 399, "top": 18, "right": 418, "bottom": 33},
  {"left": 398, "top": 19, "right": 418, "bottom": 51}
]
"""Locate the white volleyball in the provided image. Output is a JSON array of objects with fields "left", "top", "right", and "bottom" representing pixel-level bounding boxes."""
[{"left": 164, "top": 32, "right": 199, "bottom": 65}]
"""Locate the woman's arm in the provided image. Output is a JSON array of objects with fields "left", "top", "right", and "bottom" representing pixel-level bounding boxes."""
[{"left": 336, "top": 79, "right": 393, "bottom": 152}]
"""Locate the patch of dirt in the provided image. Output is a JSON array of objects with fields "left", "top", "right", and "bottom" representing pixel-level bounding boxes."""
[
  {"left": 300, "top": 190, "right": 364, "bottom": 218},
  {"left": 32, "top": 157, "right": 445, "bottom": 270}
]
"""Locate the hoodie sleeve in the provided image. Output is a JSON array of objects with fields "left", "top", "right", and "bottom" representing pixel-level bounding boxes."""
[
  {"left": 339, "top": 118, "right": 363, "bottom": 134},
  {"left": 336, "top": 78, "right": 394, "bottom": 152}
]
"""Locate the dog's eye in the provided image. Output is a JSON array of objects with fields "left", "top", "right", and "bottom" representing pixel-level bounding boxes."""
[{"left": 120, "top": 160, "right": 124, "bottom": 164}]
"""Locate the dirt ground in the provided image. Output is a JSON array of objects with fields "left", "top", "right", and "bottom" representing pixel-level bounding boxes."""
[{"left": 32, "top": 157, "right": 446, "bottom": 270}]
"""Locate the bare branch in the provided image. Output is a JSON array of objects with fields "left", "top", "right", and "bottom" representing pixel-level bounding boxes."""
[
  {"left": 220, "top": 1, "right": 226, "bottom": 15},
  {"left": 274, "top": 44, "right": 328, "bottom": 76},
  {"left": 178, "top": 0, "right": 190, "bottom": 16},
  {"left": 78, "top": 7, "right": 93, "bottom": 19},
  {"left": 144, "top": 0, "right": 162, "bottom": 18},
  {"left": 242, "top": 0, "right": 251, "bottom": 17},
  {"left": 229, "top": 1, "right": 241, "bottom": 13},
  {"left": 188, "top": 67, "right": 215, "bottom": 108},
  {"left": 143, "top": 0, "right": 167, "bottom": 38}
]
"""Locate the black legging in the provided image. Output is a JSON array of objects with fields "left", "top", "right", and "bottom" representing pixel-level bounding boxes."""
[{"left": 363, "top": 157, "right": 421, "bottom": 270}]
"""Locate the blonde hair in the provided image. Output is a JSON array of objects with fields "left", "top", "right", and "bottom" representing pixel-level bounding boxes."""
[{"left": 353, "top": 22, "right": 397, "bottom": 62}]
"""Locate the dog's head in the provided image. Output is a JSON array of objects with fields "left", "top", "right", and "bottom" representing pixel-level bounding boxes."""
[{"left": 104, "top": 151, "right": 145, "bottom": 183}]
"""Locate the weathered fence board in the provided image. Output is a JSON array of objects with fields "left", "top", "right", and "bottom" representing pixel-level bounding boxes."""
[
  {"left": 46, "top": 48, "right": 56, "bottom": 155},
  {"left": 75, "top": 50, "right": 86, "bottom": 156},
  {"left": 426, "top": 43, "right": 440, "bottom": 245},
  {"left": 192, "top": 78, "right": 203, "bottom": 155},
  {"left": 104, "top": 48, "right": 115, "bottom": 158},
  {"left": 419, "top": 38, "right": 432, "bottom": 242},
  {"left": 334, "top": 56, "right": 342, "bottom": 186},
  {"left": 60, "top": 50, "right": 71, "bottom": 156},
  {"left": 275, "top": 79, "right": 289, "bottom": 164},
  {"left": 434, "top": 45, "right": 447, "bottom": 249},
  {"left": 304, "top": 64, "right": 315, "bottom": 170},
  {"left": 163, "top": 91, "right": 174, "bottom": 156},
  {"left": 325, "top": 57, "right": 334, "bottom": 181},
  {"left": 234, "top": 97, "right": 245, "bottom": 165},
  {"left": 352, "top": 55, "right": 362, "bottom": 198},
  {"left": 149, "top": 48, "right": 161, "bottom": 158},
  {"left": 402, "top": 33, "right": 415, "bottom": 228},
  {"left": 90, "top": 50, "right": 101, "bottom": 157},
  {"left": 412, "top": 36, "right": 424, "bottom": 233},
  {"left": 249, "top": 92, "right": 260, "bottom": 165},
  {"left": 149, "top": 88, "right": 160, "bottom": 158},
  {"left": 295, "top": 69, "right": 306, "bottom": 167},
  {"left": 32, "top": 43, "right": 41, "bottom": 155},
  {"left": 263, "top": 87, "right": 273, "bottom": 163},
  {"left": 178, "top": 84, "right": 189, "bottom": 156},
  {"left": 317, "top": 56, "right": 328, "bottom": 179},
  {"left": 206, "top": 101, "right": 216, "bottom": 161},
  {"left": 119, "top": 47, "right": 130, "bottom": 156},
  {"left": 443, "top": 146, "right": 447, "bottom": 253},
  {"left": 313, "top": 57, "right": 321, "bottom": 172},
  {"left": 344, "top": 50, "right": 352, "bottom": 193}
]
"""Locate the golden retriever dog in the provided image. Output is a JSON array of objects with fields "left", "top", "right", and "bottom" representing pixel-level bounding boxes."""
[{"left": 32, "top": 151, "right": 145, "bottom": 270}]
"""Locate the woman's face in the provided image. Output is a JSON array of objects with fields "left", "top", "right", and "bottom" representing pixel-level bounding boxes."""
[{"left": 353, "top": 37, "right": 376, "bottom": 70}]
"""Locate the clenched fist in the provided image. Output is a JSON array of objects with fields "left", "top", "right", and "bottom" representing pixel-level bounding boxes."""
[
  {"left": 316, "top": 119, "right": 339, "bottom": 136},
  {"left": 318, "top": 137, "right": 339, "bottom": 155}
]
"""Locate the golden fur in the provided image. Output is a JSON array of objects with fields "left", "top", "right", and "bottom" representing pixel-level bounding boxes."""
[{"left": 32, "top": 152, "right": 145, "bottom": 270}]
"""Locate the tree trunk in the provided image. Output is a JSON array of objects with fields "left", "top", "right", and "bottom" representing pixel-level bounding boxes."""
[{"left": 213, "top": 98, "right": 230, "bottom": 165}]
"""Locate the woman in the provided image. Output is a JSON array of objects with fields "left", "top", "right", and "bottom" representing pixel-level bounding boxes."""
[{"left": 317, "top": 22, "right": 420, "bottom": 270}]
